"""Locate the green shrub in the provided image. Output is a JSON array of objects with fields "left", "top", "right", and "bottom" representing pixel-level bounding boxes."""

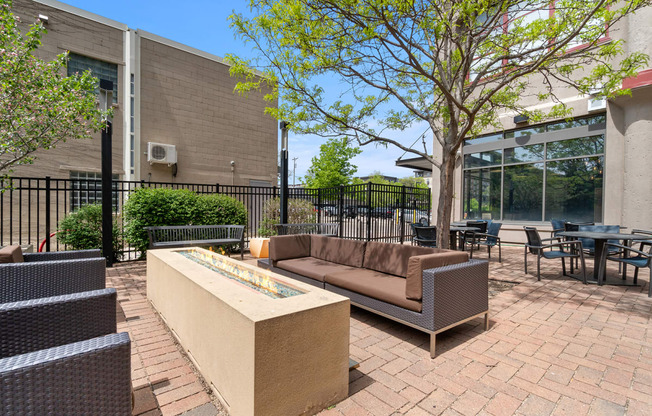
[
  {"left": 57, "top": 204, "right": 123, "bottom": 261},
  {"left": 123, "top": 188, "right": 247, "bottom": 255},
  {"left": 258, "top": 197, "right": 316, "bottom": 237}
]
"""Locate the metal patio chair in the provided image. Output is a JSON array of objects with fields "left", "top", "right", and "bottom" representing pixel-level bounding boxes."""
[
  {"left": 601, "top": 241, "right": 652, "bottom": 297},
  {"left": 523, "top": 226, "right": 587, "bottom": 283},
  {"left": 468, "top": 222, "right": 503, "bottom": 262},
  {"left": 414, "top": 226, "right": 437, "bottom": 248}
]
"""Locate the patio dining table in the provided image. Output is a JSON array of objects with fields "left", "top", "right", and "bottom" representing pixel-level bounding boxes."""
[
  {"left": 557, "top": 231, "right": 650, "bottom": 285},
  {"left": 449, "top": 226, "right": 480, "bottom": 250}
]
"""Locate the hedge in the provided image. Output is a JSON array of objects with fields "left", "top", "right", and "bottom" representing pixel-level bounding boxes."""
[
  {"left": 57, "top": 204, "right": 123, "bottom": 261},
  {"left": 124, "top": 188, "right": 247, "bottom": 255}
]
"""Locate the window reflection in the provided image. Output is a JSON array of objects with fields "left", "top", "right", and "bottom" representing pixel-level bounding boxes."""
[
  {"left": 505, "top": 144, "right": 544, "bottom": 164},
  {"left": 464, "top": 150, "right": 502, "bottom": 168},
  {"left": 545, "top": 157, "right": 603, "bottom": 222},
  {"left": 503, "top": 163, "right": 543, "bottom": 221},
  {"left": 547, "top": 135, "right": 604, "bottom": 159},
  {"left": 463, "top": 168, "right": 501, "bottom": 220}
]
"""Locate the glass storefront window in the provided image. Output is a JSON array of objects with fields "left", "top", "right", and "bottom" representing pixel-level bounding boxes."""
[
  {"left": 547, "top": 135, "right": 604, "bottom": 159},
  {"left": 463, "top": 168, "right": 501, "bottom": 220},
  {"left": 464, "top": 150, "right": 502, "bottom": 168},
  {"left": 504, "top": 126, "right": 545, "bottom": 139},
  {"left": 504, "top": 144, "right": 544, "bottom": 164},
  {"left": 462, "top": 114, "right": 606, "bottom": 222},
  {"left": 546, "top": 114, "right": 606, "bottom": 131},
  {"left": 464, "top": 133, "right": 503, "bottom": 146},
  {"left": 502, "top": 163, "right": 544, "bottom": 221},
  {"left": 545, "top": 157, "right": 603, "bottom": 222}
]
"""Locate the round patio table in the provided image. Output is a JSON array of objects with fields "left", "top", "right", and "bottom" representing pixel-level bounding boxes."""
[
  {"left": 557, "top": 231, "right": 650, "bottom": 285},
  {"left": 449, "top": 226, "right": 480, "bottom": 250}
]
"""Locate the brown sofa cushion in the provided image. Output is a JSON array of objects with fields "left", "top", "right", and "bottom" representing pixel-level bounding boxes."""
[
  {"left": 0, "top": 245, "right": 24, "bottom": 264},
  {"left": 406, "top": 251, "right": 469, "bottom": 301},
  {"left": 269, "top": 235, "right": 311, "bottom": 263},
  {"left": 325, "top": 268, "right": 422, "bottom": 312},
  {"left": 310, "top": 235, "right": 366, "bottom": 268},
  {"left": 363, "top": 241, "right": 436, "bottom": 277},
  {"left": 276, "top": 257, "right": 358, "bottom": 282}
]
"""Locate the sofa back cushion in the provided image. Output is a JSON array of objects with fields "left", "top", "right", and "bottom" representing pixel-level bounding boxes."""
[
  {"left": 269, "top": 234, "right": 311, "bottom": 262},
  {"left": 363, "top": 241, "right": 436, "bottom": 277},
  {"left": 0, "top": 245, "right": 24, "bottom": 264},
  {"left": 310, "top": 235, "right": 366, "bottom": 268},
  {"left": 406, "top": 251, "right": 469, "bottom": 300}
]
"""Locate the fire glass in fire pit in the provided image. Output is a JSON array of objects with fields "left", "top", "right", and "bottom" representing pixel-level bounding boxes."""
[{"left": 176, "top": 248, "right": 305, "bottom": 299}]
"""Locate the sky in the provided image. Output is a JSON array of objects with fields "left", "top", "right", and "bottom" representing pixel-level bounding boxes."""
[{"left": 60, "top": 0, "right": 429, "bottom": 182}]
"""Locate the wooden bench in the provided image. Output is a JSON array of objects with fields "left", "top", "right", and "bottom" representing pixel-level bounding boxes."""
[{"left": 145, "top": 225, "right": 245, "bottom": 259}]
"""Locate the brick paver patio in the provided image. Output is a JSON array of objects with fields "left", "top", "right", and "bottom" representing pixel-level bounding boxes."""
[{"left": 108, "top": 246, "right": 652, "bottom": 415}]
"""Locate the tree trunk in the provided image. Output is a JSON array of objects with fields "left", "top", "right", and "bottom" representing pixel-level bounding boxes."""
[{"left": 435, "top": 150, "right": 457, "bottom": 249}]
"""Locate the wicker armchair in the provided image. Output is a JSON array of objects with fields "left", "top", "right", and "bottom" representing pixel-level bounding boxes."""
[
  {"left": 22, "top": 249, "right": 102, "bottom": 262},
  {"left": 0, "top": 256, "right": 106, "bottom": 303},
  {"left": 0, "top": 288, "right": 118, "bottom": 358},
  {"left": 0, "top": 288, "right": 132, "bottom": 414}
]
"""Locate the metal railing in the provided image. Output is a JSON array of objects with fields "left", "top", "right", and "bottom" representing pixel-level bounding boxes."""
[{"left": 1, "top": 177, "right": 430, "bottom": 260}]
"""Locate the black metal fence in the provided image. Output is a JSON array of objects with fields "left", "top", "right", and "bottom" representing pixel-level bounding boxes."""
[{"left": 1, "top": 177, "right": 430, "bottom": 260}]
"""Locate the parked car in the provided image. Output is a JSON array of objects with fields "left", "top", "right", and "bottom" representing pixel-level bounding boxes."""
[
  {"left": 403, "top": 210, "right": 431, "bottom": 223},
  {"left": 342, "top": 206, "right": 357, "bottom": 219},
  {"left": 370, "top": 207, "right": 393, "bottom": 219}
]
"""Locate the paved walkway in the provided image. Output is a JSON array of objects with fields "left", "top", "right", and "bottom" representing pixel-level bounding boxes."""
[{"left": 108, "top": 246, "right": 652, "bottom": 415}]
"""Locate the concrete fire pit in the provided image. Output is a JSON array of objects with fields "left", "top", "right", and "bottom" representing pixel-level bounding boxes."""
[{"left": 147, "top": 248, "right": 350, "bottom": 416}]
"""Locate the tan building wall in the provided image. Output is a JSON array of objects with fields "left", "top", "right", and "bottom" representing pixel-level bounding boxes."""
[
  {"left": 10, "top": 0, "right": 125, "bottom": 179},
  {"left": 3, "top": 0, "right": 277, "bottom": 248},
  {"left": 7, "top": 0, "right": 277, "bottom": 187},
  {"left": 138, "top": 33, "right": 277, "bottom": 186}
]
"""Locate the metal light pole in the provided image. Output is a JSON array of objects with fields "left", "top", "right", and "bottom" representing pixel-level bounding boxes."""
[
  {"left": 100, "top": 79, "right": 113, "bottom": 267},
  {"left": 292, "top": 157, "right": 298, "bottom": 186},
  {"left": 279, "top": 121, "right": 290, "bottom": 225}
]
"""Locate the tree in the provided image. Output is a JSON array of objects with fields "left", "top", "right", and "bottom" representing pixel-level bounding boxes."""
[
  {"left": 0, "top": 0, "right": 106, "bottom": 183},
  {"left": 227, "top": 0, "right": 650, "bottom": 248},
  {"left": 398, "top": 176, "right": 428, "bottom": 189},
  {"left": 303, "top": 137, "right": 362, "bottom": 188}
]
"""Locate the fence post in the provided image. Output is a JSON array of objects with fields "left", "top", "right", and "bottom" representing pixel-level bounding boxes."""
[
  {"left": 317, "top": 188, "right": 322, "bottom": 223},
  {"left": 45, "top": 176, "right": 51, "bottom": 252},
  {"left": 338, "top": 186, "right": 344, "bottom": 237},
  {"left": 400, "top": 185, "right": 406, "bottom": 244},
  {"left": 366, "top": 182, "right": 372, "bottom": 241},
  {"left": 216, "top": 183, "right": 220, "bottom": 194}
]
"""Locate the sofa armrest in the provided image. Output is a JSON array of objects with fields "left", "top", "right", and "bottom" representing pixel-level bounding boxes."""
[
  {"left": 0, "top": 332, "right": 132, "bottom": 415},
  {"left": 23, "top": 250, "right": 102, "bottom": 262},
  {"left": 421, "top": 260, "right": 489, "bottom": 331},
  {"left": 0, "top": 258, "right": 106, "bottom": 303},
  {"left": 269, "top": 234, "right": 311, "bottom": 263},
  {"left": 406, "top": 251, "right": 469, "bottom": 300},
  {"left": 0, "top": 288, "right": 117, "bottom": 358}
]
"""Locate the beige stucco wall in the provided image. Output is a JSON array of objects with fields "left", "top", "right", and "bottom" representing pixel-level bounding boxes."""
[
  {"left": 138, "top": 36, "right": 277, "bottom": 186},
  {"left": 9, "top": 0, "right": 125, "bottom": 179}
]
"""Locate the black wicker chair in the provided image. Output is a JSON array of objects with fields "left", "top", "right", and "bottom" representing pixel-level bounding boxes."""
[
  {"left": 523, "top": 226, "right": 587, "bottom": 283},
  {"left": 0, "top": 255, "right": 106, "bottom": 303},
  {"left": 0, "top": 288, "right": 132, "bottom": 414}
]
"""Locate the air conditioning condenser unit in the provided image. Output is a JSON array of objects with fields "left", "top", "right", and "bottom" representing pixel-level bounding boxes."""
[{"left": 147, "top": 142, "right": 177, "bottom": 166}]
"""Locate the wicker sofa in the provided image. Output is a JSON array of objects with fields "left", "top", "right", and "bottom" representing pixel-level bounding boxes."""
[
  {"left": 0, "top": 249, "right": 106, "bottom": 303},
  {"left": 261, "top": 235, "right": 489, "bottom": 358},
  {"left": 0, "top": 288, "right": 132, "bottom": 414}
]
